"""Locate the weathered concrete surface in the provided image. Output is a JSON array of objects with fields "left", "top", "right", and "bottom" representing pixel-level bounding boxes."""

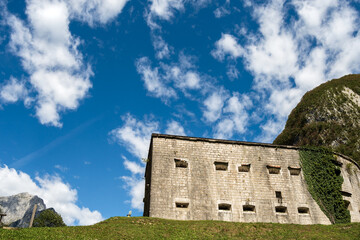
[
  {"left": 144, "top": 134, "right": 360, "bottom": 224},
  {"left": 0, "top": 192, "right": 46, "bottom": 227}
]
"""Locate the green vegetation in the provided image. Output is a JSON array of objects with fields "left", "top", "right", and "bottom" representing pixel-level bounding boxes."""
[
  {"left": 1, "top": 217, "right": 360, "bottom": 240},
  {"left": 274, "top": 74, "right": 360, "bottom": 164},
  {"left": 299, "top": 147, "right": 350, "bottom": 224},
  {"left": 33, "top": 209, "right": 66, "bottom": 228}
]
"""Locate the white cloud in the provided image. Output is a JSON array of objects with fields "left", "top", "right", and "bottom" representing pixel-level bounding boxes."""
[
  {"left": 121, "top": 176, "right": 144, "bottom": 211},
  {"left": 110, "top": 114, "right": 158, "bottom": 159},
  {"left": 214, "top": 0, "right": 231, "bottom": 18},
  {"left": 0, "top": 165, "right": 103, "bottom": 226},
  {"left": 211, "top": 0, "right": 360, "bottom": 141},
  {"left": 226, "top": 63, "right": 240, "bottom": 80},
  {"left": 136, "top": 57, "right": 177, "bottom": 101},
  {"left": 67, "top": 0, "right": 128, "bottom": 25},
  {"left": 110, "top": 115, "right": 158, "bottom": 211},
  {"left": 148, "top": 0, "right": 185, "bottom": 21},
  {"left": 152, "top": 34, "right": 172, "bottom": 59},
  {"left": 0, "top": 77, "right": 28, "bottom": 103},
  {"left": 214, "top": 7, "right": 230, "bottom": 18},
  {"left": 7, "top": 1, "right": 91, "bottom": 127},
  {"left": 5, "top": 0, "right": 128, "bottom": 127},
  {"left": 214, "top": 93, "right": 252, "bottom": 139},
  {"left": 123, "top": 157, "right": 145, "bottom": 175},
  {"left": 211, "top": 33, "right": 244, "bottom": 61},
  {"left": 165, "top": 120, "right": 186, "bottom": 135},
  {"left": 203, "top": 91, "right": 227, "bottom": 122},
  {"left": 136, "top": 53, "right": 204, "bottom": 101}
]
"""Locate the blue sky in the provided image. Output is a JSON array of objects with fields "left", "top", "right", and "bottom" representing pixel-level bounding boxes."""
[{"left": 1, "top": 0, "right": 360, "bottom": 225}]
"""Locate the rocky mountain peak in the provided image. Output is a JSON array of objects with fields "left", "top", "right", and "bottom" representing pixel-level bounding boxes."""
[
  {"left": 274, "top": 74, "right": 360, "bottom": 164},
  {"left": 0, "top": 192, "right": 46, "bottom": 227}
]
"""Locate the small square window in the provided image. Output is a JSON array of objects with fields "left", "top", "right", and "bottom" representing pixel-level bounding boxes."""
[
  {"left": 175, "top": 159, "right": 188, "bottom": 168},
  {"left": 243, "top": 205, "right": 255, "bottom": 212},
  {"left": 267, "top": 165, "right": 281, "bottom": 174},
  {"left": 218, "top": 203, "right": 231, "bottom": 211},
  {"left": 176, "top": 202, "right": 189, "bottom": 208},
  {"left": 238, "top": 164, "right": 251, "bottom": 172},
  {"left": 275, "top": 191, "right": 282, "bottom": 199},
  {"left": 275, "top": 206, "right": 287, "bottom": 213},
  {"left": 298, "top": 207, "right": 309, "bottom": 214},
  {"left": 214, "top": 162, "right": 228, "bottom": 171},
  {"left": 288, "top": 166, "right": 301, "bottom": 175}
]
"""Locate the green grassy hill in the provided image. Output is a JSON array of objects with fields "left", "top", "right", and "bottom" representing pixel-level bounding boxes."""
[
  {"left": 1, "top": 217, "right": 360, "bottom": 239},
  {"left": 274, "top": 74, "right": 360, "bottom": 164}
]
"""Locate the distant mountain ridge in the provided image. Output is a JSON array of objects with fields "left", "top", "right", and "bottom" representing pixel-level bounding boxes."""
[{"left": 274, "top": 74, "right": 360, "bottom": 164}]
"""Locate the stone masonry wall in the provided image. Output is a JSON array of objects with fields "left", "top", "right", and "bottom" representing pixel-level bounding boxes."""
[{"left": 144, "top": 134, "right": 360, "bottom": 224}]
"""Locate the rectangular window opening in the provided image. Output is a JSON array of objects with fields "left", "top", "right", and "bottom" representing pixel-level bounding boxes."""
[
  {"left": 298, "top": 207, "right": 309, "bottom": 214},
  {"left": 176, "top": 202, "right": 189, "bottom": 208},
  {"left": 218, "top": 203, "right": 231, "bottom": 211},
  {"left": 175, "top": 159, "right": 188, "bottom": 168},
  {"left": 214, "top": 162, "right": 228, "bottom": 171},
  {"left": 275, "top": 191, "right": 282, "bottom": 204},
  {"left": 275, "top": 191, "right": 282, "bottom": 199},
  {"left": 288, "top": 166, "right": 301, "bottom": 175},
  {"left": 243, "top": 205, "right": 255, "bottom": 212},
  {"left": 238, "top": 164, "right": 251, "bottom": 172},
  {"left": 275, "top": 206, "right": 287, "bottom": 213},
  {"left": 267, "top": 165, "right": 281, "bottom": 174}
]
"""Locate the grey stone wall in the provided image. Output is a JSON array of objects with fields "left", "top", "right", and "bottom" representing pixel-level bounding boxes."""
[{"left": 144, "top": 134, "right": 360, "bottom": 224}]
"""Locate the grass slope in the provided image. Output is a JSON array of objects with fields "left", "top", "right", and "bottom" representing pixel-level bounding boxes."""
[{"left": 1, "top": 217, "right": 360, "bottom": 240}]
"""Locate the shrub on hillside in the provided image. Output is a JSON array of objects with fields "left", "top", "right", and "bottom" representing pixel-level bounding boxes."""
[{"left": 33, "top": 208, "right": 66, "bottom": 227}]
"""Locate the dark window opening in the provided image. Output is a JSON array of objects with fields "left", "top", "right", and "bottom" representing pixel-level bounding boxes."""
[
  {"left": 275, "top": 191, "right": 282, "bottom": 203},
  {"left": 288, "top": 166, "right": 301, "bottom": 175},
  {"left": 298, "top": 207, "right": 309, "bottom": 214},
  {"left": 275, "top": 206, "right": 287, "bottom": 213},
  {"left": 238, "top": 164, "right": 251, "bottom": 172},
  {"left": 176, "top": 202, "right": 189, "bottom": 208},
  {"left": 267, "top": 165, "right": 281, "bottom": 174},
  {"left": 175, "top": 159, "right": 188, "bottom": 168},
  {"left": 218, "top": 203, "right": 231, "bottom": 211},
  {"left": 275, "top": 191, "right": 282, "bottom": 199},
  {"left": 243, "top": 205, "right": 255, "bottom": 212},
  {"left": 340, "top": 191, "right": 352, "bottom": 197},
  {"left": 215, "top": 162, "right": 228, "bottom": 171}
]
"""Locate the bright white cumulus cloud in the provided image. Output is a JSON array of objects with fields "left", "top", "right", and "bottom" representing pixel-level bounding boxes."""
[
  {"left": 0, "top": 165, "right": 103, "bottom": 226},
  {"left": 212, "top": 0, "right": 360, "bottom": 142},
  {"left": 110, "top": 114, "right": 159, "bottom": 159},
  {"left": 67, "top": 0, "right": 128, "bottom": 25},
  {"left": 211, "top": 33, "right": 244, "bottom": 61},
  {"left": 4, "top": 0, "right": 128, "bottom": 127},
  {"left": 0, "top": 77, "right": 29, "bottom": 104}
]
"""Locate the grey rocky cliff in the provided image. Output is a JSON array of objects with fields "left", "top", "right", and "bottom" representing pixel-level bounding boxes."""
[{"left": 0, "top": 192, "right": 46, "bottom": 227}]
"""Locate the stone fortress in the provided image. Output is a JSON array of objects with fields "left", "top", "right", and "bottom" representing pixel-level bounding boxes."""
[{"left": 143, "top": 134, "right": 360, "bottom": 224}]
